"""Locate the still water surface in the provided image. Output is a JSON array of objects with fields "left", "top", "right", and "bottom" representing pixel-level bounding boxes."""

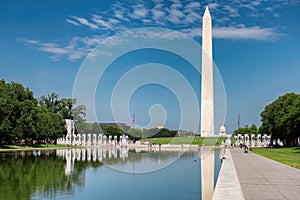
[{"left": 0, "top": 148, "right": 222, "bottom": 200}]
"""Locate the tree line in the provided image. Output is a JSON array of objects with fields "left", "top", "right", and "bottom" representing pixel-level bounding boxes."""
[
  {"left": 0, "top": 79, "right": 83, "bottom": 144},
  {"left": 75, "top": 124, "right": 189, "bottom": 140},
  {"left": 0, "top": 79, "right": 190, "bottom": 144},
  {"left": 234, "top": 92, "right": 300, "bottom": 146}
]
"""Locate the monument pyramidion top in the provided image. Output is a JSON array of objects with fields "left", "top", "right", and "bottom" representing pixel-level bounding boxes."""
[{"left": 203, "top": 6, "right": 211, "bottom": 18}]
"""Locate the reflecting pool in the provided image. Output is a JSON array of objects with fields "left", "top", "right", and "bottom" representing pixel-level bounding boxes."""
[{"left": 0, "top": 147, "right": 222, "bottom": 200}]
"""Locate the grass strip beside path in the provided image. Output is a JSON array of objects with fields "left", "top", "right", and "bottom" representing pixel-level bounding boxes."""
[{"left": 252, "top": 147, "right": 300, "bottom": 169}]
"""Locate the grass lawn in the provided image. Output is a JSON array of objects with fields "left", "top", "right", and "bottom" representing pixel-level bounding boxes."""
[
  {"left": 252, "top": 147, "right": 300, "bottom": 169},
  {"left": 142, "top": 136, "right": 226, "bottom": 146},
  {"left": 0, "top": 144, "right": 69, "bottom": 150}
]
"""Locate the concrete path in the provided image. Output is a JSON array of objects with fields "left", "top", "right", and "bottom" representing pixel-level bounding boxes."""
[
  {"left": 213, "top": 148, "right": 244, "bottom": 200},
  {"left": 231, "top": 148, "right": 300, "bottom": 200}
]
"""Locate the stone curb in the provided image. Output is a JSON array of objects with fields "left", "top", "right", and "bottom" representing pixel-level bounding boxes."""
[{"left": 213, "top": 148, "right": 245, "bottom": 200}]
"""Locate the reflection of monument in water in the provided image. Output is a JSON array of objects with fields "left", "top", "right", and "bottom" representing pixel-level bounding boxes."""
[{"left": 200, "top": 147, "right": 215, "bottom": 200}]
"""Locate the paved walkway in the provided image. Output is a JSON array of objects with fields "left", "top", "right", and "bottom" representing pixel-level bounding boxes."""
[{"left": 231, "top": 148, "right": 300, "bottom": 200}]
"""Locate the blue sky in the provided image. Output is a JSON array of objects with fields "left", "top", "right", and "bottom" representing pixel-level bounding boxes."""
[{"left": 1, "top": 0, "right": 300, "bottom": 134}]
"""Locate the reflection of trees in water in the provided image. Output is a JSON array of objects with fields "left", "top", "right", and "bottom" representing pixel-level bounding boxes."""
[{"left": 0, "top": 150, "right": 102, "bottom": 200}]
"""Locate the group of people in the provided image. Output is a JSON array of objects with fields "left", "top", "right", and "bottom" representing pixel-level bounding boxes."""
[{"left": 242, "top": 144, "right": 252, "bottom": 153}]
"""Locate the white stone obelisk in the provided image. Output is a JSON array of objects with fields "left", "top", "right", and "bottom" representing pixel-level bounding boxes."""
[{"left": 201, "top": 6, "right": 214, "bottom": 137}]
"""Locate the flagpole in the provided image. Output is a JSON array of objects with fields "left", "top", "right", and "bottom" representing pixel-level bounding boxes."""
[
  {"left": 238, "top": 114, "right": 240, "bottom": 129},
  {"left": 131, "top": 113, "right": 135, "bottom": 128}
]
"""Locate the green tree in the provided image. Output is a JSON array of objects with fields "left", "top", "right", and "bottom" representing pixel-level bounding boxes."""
[
  {"left": 260, "top": 93, "right": 300, "bottom": 146},
  {"left": 128, "top": 128, "right": 143, "bottom": 139},
  {"left": 234, "top": 124, "right": 258, "bottom": 136},
  {"left": 58, "top": 98, "right": 76, "bottom": 119},
  {"left": 35, "top": 106, "right": 67, "bottom": 143},
  {"left": 0, "top": 80, "right": 37, "bottom": 144},
  {"left": 39, "top": 93, "right": 76, "bottom": 119},
  {"left": 73, "top": 104, "right": 88, "bottom": 134},
  {"left": 39, "top": 93, "right": 60, "bottom": 113},
  {"left": 151, "top": 128, "right": 177, "bottom": 138},
  {"left": 104, "top": 126, "right": 124, "bottom": 137},
  {"left": 90, "top": 122, "right": 103, "bottom": 135},
  {"left": 250, "top": 124, "right": 257, "bottom": 132}
]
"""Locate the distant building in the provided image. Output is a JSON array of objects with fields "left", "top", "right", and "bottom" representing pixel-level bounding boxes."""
[
  {"left": 100, "top": 123, "right": 130, "bottom": 132},
  {"left": 156, "top": 125, "right": 164, "bottom": 129},
  {"left": 219, "top": 125, "right": 226, "bottom": 136},
  {"left": 177, "top": 130, "right": 195, "bottom": 137}
]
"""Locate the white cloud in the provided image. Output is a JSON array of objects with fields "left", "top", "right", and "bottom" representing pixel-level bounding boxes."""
[
  {"left": 20, "top": 0, "right": 292, "bottom": 61},
  {"left": 152, "top": 3, "right": 166, "bottom": 23},
  {"left": 20, "top": 35, "right": 107, "bottom": 61},
  {"left": 170, "top": 2, "right": 182, "bottom": 9},
  {"left": 66, "top": 18, "right": 80, "bottom": 26},
  {"left": 112, "top": 3, "right": 127, "bottom": 21},
  {"left": 215, "top": 16, "right": 230, "bottom": 24},
  {"left": 130, "top": 4, "right": 148, "bottom": 19},
  {"left": 184, "top": 12, "right": 201, "bottom": 24},
  {"left": 39, "top": 43, "right": 69, "bottom": 55},
  {"left": 223, "top": 5, "right": 239, "bottom": 17},
  {"left": 91, "top": 15, "right": 114, "bottom": 30},
  {"left": 213, "top": 26, "right": 280, "bottom": 40},
  {"left": 265, "top": 7, "right": 273, "bottom": 12},
  {"left": 185, "top": 2, "right": 201, "bottom": 9},
  {"left": 166, "top": 7, "right": 185, "bottom": 24},
  {"left": 68, "top": 16, "right": 99, "bottom": 29},
  {"left": 18, "top": 38, "right": 39, "bottom": 44},
  {"left": 181, "top": 28, "right": 202, "bottom": 38},
  {"left": 207, "top": 3, "right": 219, "bottom": 10},
  {"left": 152, "top": 9, "right": 165, "bottom": 19}
]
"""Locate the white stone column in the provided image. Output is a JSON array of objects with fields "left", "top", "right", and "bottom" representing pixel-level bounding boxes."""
[
  {"left": 108, "top": 135, "right": 112, "bottom": 146},
  {"left": 121, "top": 134, "right": 128, "bottom": 147},
  {"left": 114, "top": 135, "right": 118, "bottom": 146},
  {"left": 237, "top": 134, "right": 242, "bottom": 145},
  {"left": 103, "top": 135, "right": 107, "bottom": 146},
  {"left": 87, "top": 134, "right": 91, "bottom": 146},
  {"left": 245, "top": 134, "right": 249, "bottom": 145},
  {"left": 92, "top": 134, "right": 96, "bottom": 146},
  {"left": 234, "top": 136, "right": 238, "bottom": 146},
  {"left": 98, "top": 134, "right": 103, "bottom": 146},
  {"left": 267, "top": 135, "right": 271, "bottom": 146},
  {"left": 82, "top": 134, "right": 86, "bottom": 146},
  {"left": 126, "top": 135, "right": 129, "bottom": 147},
  {"left": 257, "top": 134, "right": 261, "bottom": 146},
  {"left": 251, "top": 134, "right": 255, "bottom": 146}
]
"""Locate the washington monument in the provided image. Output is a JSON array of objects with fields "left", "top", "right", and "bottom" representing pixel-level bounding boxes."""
[{"left": 201, "top": 6, "right": 214, "bottom": 137}]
